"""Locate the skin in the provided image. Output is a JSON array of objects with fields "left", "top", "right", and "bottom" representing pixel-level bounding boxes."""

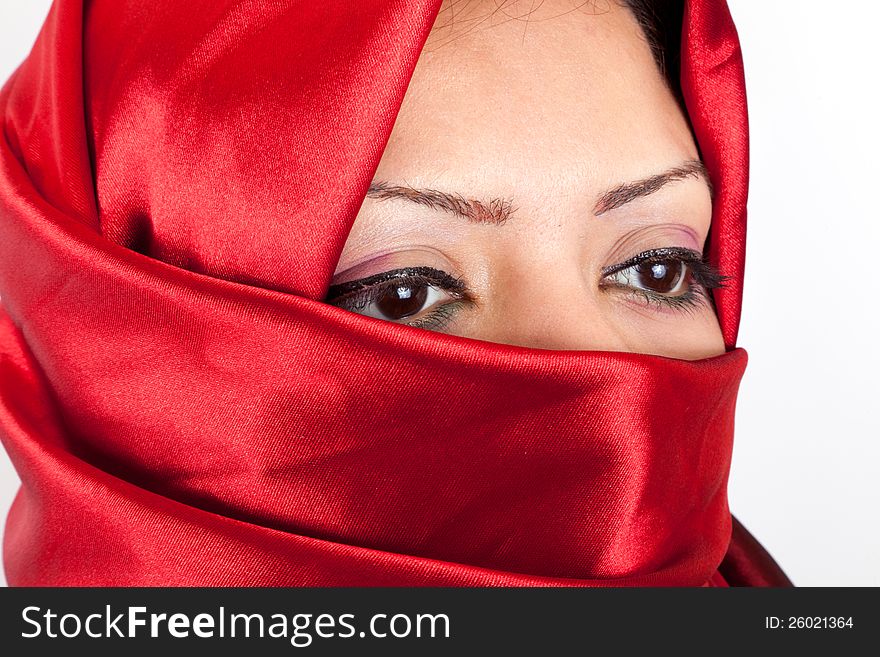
[{"left": 329, "top": 0, "right": 726, "bottom": 360}]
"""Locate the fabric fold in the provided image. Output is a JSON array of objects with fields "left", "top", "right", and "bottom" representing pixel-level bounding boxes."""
[{"left": 0, "top": 0, "right": 790, "bottom": 587}]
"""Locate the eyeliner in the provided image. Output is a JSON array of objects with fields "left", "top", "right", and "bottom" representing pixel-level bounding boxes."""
[{"left": 326, "top": 266, "right": 469, "bottom": 301}]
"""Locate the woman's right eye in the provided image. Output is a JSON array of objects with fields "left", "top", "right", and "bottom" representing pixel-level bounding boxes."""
[
  {"left": 341, "top": 280, "right": 452, "bottom": 321},
  {"left": 325, "top": 266, "right": 472, "bottom": 330}
]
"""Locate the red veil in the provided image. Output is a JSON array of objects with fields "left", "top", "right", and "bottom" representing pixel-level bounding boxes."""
[{"left": 0, "top": 0, "right": 790, "bottom": 586}]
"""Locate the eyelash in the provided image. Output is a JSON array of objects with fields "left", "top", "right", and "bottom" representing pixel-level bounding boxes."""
[
  {"left": 325, "top": 249, "right": 727, "bottom": 330},
  {"left": 599, "top": 247, "right": 728, "bottom": 313},
  {"left": 325, "top": 267, "right": 473, "bottom": 331}
]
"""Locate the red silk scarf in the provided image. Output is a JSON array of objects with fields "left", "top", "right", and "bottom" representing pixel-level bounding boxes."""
[{"left": 0, "top": 0, "right": 790, "bottom": 586}]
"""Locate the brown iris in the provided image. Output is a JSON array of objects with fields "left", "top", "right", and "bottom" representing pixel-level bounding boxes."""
[
  {"left": 375, "top": 283, "right": 429, "bottom": 320},
  {"left": 635, "top": 259, "right": 686, "bottom": 294}
]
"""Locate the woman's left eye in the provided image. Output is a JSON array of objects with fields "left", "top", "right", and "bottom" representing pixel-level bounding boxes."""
[
  {"left": 604, "top": 257, "right": 689, "bottom": 296},
  {"left": 600, "top": 247, "right": 726, "bottom": 308}
]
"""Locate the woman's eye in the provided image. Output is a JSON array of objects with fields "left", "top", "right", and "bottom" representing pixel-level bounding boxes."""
[
  {"left": 325, "top": 266, "right": 473, "bottom": 330},
  {"left": 350, "top": 281, "right": 451, "bottom": 322},
  {"left": 604, "top": 258, "right": 689, "bottom": 296},
  {"left": 600, "top": 247, "right": 727, "bottom": 310}
]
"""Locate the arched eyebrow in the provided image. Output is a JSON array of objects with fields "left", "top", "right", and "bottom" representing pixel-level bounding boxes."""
[
  {"left": 366, "top": 159, "right": 710, "bottom": 225},
  {"left": 593, "top": 160, "right": 711, "bottom": 215},
  {"left": 366, "top": 180, "right": 516, "bottom": 225}
]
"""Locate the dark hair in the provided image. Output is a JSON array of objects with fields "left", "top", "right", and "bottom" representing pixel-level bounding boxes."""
[
  {"left": 433, "top": 1, "right": 685, "bottom": 100},
  {"left": 620, "top": 0, "right": 684, "bottom": 101}
]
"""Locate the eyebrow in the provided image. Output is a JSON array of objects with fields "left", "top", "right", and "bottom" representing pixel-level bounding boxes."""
[
  {"left": 594, "top": 160, "right": 711, "bottom": 215},
  {"left": 366, "top": 180, "right": 516, "bottom": 225},
  {"left": 366, "top": 160, "right": 711, "bottom": 225}
]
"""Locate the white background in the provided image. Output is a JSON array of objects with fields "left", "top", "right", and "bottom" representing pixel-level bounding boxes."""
[{"left": 0, "top": 1, "right": 877, "bottom": 587}]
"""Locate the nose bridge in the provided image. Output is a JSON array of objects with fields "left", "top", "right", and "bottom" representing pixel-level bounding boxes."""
[{"left": 483, "top": 257, "right": 628, "bottom": 352}]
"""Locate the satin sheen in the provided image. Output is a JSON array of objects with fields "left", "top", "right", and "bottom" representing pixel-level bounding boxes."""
[{"left": 0, "top": 0, "right": 788, "bottom": 586}]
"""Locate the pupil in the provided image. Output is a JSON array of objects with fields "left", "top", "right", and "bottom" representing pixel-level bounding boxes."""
[
  {"left": 376, "top": 284, "right": 428, "bottom": 319},
  {"left": 637, "top": 259, "right": 683, "bottom": 293}
]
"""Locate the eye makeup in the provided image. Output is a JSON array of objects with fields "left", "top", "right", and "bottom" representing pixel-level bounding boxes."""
[
  {"left": 324, "top": 248, "right": 727, "bottom": 332},
  {"left": 325, "top": 266, "right": 475, "bottom": 331},
  {"left": 326, "top": 266, "right": 470, "bottom": 304},
  {"left": 600, "top": 247, "right": 728, "bottom": 312}
]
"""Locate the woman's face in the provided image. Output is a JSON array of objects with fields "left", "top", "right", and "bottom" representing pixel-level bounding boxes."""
[{"left": 328, "top": 0, "right": 726, "bottom": 360}]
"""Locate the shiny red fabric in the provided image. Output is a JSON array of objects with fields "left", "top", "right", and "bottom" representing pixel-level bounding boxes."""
[{"left": 0, "top": 0, "right": 790, "bottom": 586}]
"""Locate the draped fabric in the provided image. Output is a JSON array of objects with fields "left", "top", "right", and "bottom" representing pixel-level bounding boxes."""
[{"left": 0, "top": 0, "right": 790, "bottom": 586}]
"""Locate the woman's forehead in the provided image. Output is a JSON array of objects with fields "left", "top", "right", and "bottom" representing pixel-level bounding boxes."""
[{"left": 379, "top": 0, "right": 698, "bottom": 199}]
